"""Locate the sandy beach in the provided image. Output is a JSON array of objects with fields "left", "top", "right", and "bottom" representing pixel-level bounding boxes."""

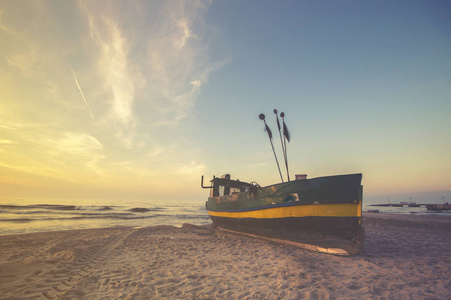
[{"left": 1, "top": 213, "right": 450, "bottom": 299}]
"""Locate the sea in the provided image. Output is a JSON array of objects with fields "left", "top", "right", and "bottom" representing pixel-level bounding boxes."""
[
  {"left": 0, "top": 198, "right": 210, "bottom": 236},
  {"left": 0, "top": 199, "right": 450, "bottom": 236}
]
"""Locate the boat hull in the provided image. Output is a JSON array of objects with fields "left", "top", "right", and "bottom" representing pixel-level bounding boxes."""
[{"left": 206, "top": 174, "right": 364, "bottom": 254}]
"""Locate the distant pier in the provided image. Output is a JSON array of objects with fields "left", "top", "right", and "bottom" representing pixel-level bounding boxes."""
[{"left": 369, "top": 203, "right": 451, "bottom": 211}]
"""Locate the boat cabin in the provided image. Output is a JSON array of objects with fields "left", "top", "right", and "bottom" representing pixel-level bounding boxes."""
[{"left": 208, "top": 174, "right": 254, "bottom": 197}]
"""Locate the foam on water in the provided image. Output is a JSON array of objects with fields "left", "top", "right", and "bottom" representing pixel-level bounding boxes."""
[{"left": 0, "top": 200, "right": 210, "bottom": 235}]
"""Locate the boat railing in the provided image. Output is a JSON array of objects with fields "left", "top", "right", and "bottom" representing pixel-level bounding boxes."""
[{"left": 201, "top": 175, "right": 214, "bottom": 189}]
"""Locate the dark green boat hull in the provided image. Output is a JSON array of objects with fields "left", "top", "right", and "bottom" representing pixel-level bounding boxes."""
[{"left": 206, "top": 174, "right": 364, "bottom": 254}]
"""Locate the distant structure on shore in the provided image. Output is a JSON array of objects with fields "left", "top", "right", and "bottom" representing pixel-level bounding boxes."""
[
  {"left": 369, "top": 202, "right": 450, "bottom": 211},
  {"left": 425, "top": 204, "right": 451, "bottom": 211}
]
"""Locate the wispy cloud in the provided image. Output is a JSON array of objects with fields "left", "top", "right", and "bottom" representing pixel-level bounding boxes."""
[
  {"left": 176, "top": 160, "right": 206, "bottom": 175},
  {"left": 176, "top": 18, "right": 197, "bottom": 49},
  {"left": 0, "top": 139, "right": 16, "bottom": 145},
  {"left": 71, "top": 0, "right": 220, "bottom": 154},
  {"left": 7, "top": 48, "right": 39, "bottom": 76},
  {"left": 78, "top": 1, "right": 217, "bottom": 130},
  {"left": 0, "top": 1, "right": 221, "bottom": 198},
  {"left": 142, "top": 1, "right": 216, "bottom": 127},
  {"left": 0, "top": 10, "right": 16, "bottom": 34},
  {"left": 0, "top": 124, "right": 104, "bottom": 184},
  {"left": 79, "top": 2, "right": 143, "bottom": 147},
  {"left": 57, "top": 132, "right": 103, "bottom": 156}
]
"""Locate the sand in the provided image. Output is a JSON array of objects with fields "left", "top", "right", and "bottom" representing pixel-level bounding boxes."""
[{"left": 0, "top": 213, "right": 450, "bottom": 299}]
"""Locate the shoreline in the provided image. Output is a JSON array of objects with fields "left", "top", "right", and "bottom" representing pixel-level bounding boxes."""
[
  {"left": 362, "top": 211, "right": 451, "bottom": 231},
  {"left": 2, "top": 211, "right": 450, "bottom": 237},
  {"left": 1, "top": 213, "right": 450, "bottom": 299}
]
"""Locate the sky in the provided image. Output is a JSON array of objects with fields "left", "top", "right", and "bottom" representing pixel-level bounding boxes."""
[{"left": 0, "top": 0, "right": 450, "bottom": 204}]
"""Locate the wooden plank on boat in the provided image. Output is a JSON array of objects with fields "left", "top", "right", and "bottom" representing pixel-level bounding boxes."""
[{"left": 217, "top": 227, "right": 355, "bottom": 256}]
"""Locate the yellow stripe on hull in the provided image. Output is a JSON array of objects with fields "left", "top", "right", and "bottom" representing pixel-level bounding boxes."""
[{"left": 208, "top": 202, "right": 361, "bottom": 219}]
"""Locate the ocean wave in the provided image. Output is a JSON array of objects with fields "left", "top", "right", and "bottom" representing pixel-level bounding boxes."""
[
  {"left": 129, "top": 207, "right": 151, "bottom": 212},
  {"left": 129, "top": 207, "right": 167, "bottom": 212},
  {"left": 0, "top": 204, "right": 115, "bottom": 211},
  {"left": 0, "top": 212, "right": 210, "bottom": 223},
  {"left": 176, "top": 214, "right": 211, "bottom": 220},
  {"left": 0, "top": 215, "right": 158, "bottom": 222},
  {"left": 0, "top": 201, "right": 210, "bottom": 235},
  {"left": 0, "top": 218, "right": 34, "bottom": 223}
]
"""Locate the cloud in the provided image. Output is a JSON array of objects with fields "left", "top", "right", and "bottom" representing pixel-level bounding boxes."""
[
  {"left": 0, "top": 139, "right": 15, "bottom": 145},
  {"left": 176, "top": 18, "right": 197, "bottom": 49},
  {"left": 176, "top": 160, "right": 206, "bottom": 175},
  {"left": 0, "top": 9, "right": 16, "bottom": 34},
  {"left": 78, "top": 2, "right": 145, "bottom": 147},
  {"left": 130, "top": 0, "right": 217, "bottom": 127},
  {"left": 57, "top": 132, "right": 103, "bottom": 156},
  {"left": 6, "top": 47, "right": 42, "bottom": 78},
  {"left": 96, "top": 21, "right": 137, "bottom": 125},
  {"left": 0, "top": 126, "right": 104, "bottom": 183},
  {"left": 171, "top": 80, "right": 203, "bottom": 121},
  {"left": 52, "top": 132, "right": 107, "bottom": 178},
  {"left": 77, "top": 0, "right": 218, "bottom": 145},
  {"left": 0, "top": 1, "right": 221, "bottom": 197},
  {"left": 2, "top": 0, "right": 219, "bottom": 133}
]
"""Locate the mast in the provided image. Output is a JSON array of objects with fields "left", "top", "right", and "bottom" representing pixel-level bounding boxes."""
[{"left": 259, "top": 113, "right": 284, "bottom": 182}]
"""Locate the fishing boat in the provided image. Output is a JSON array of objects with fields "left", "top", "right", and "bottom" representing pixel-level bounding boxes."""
[
  {"left": 201, "top": 110, "right": 364, "bottom": 255},
  {"left": 202, "top": 173, "right": 364, "bottom": 255}
]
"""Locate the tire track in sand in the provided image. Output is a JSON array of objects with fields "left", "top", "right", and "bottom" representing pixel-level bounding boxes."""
[{"left": 12, "top": 228, "right": 136, "bottom": 300}]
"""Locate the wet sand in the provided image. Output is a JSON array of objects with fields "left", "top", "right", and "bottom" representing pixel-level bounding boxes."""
[{"left": 0, "top": 213, "right": 450, "bottom": 299}]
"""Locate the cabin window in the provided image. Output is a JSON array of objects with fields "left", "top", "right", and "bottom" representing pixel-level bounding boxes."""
[
  {"left": 230, "top": 187, "right": 240, "bottom": 194},
  {"left": 285, "top": 193, "right": 299, "bottom": 202},
  {"left": 219, "top": 185, "right": 225, "bottom": 196}
]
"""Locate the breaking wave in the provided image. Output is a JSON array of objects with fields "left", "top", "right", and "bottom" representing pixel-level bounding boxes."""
[{"left": 0, "top": 201, "right": 210, "bottom": 235}]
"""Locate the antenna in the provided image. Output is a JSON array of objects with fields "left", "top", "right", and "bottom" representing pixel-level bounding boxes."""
[
  {"left": 259, "top": 113, "right": 284, "bottom": 182},
  {"left": 274, "top": 109, "right": 290, "bottom": 181},
  {"left": 280, "top": 112, "right": 290, "bottom": 181}
]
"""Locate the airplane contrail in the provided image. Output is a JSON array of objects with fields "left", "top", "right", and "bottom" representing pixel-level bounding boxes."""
[{"left": 71, "top": 68, "right": 94, "bottom": 121}]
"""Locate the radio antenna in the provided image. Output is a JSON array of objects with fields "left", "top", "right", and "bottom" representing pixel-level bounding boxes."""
[{"left": 259, "top": 113, "right": 284, "bottom": 182}]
